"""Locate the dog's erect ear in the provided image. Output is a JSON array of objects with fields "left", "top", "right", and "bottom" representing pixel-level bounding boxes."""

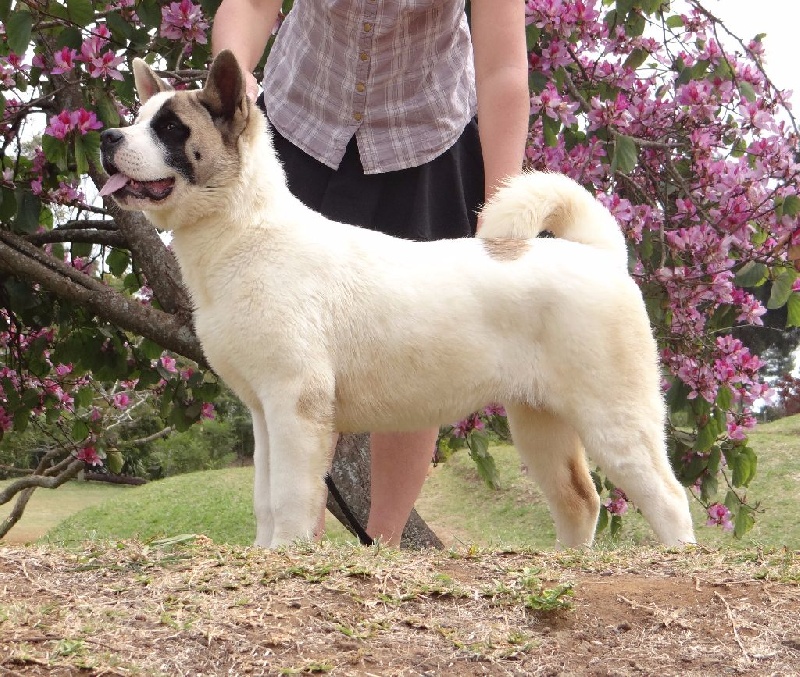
[
  {"left": 198, "top": 50, "right": 249, "bottom": 139},
  {"left": 132, "top": 58, "right": 173, "bottom": 104}
]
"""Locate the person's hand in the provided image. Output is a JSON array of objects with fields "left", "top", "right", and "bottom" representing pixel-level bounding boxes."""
[{"left": 244, "top": 71, "right": 259, "bottom": 103}]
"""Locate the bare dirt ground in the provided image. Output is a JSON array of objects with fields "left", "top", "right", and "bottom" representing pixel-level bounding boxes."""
[{"left": 1, "top": 539, "right": 798, "bottom": 676}]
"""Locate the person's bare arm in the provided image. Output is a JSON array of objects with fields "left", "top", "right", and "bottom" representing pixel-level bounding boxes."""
[
  {"left": 470, "top": 0, "right": 530, "bottom": 209},
  {"left": 211, "top": 0, "right": 284, "bottom": 100}
]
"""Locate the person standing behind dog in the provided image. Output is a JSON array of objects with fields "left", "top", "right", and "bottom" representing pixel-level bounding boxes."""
[{"left": 211, "top": 0, "right": 529, "bottom": 545}]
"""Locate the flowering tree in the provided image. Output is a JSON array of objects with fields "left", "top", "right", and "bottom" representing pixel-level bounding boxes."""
[{"left": 0, "top": 0, "right": 797, "bottom": 542}]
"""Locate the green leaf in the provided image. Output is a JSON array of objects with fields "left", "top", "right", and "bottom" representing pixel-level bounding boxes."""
[
  {"left": 666, "top": 378, "right": 691, "bottom": 415},
  {"left": 466, "top": 431, "right": 500, "bottom": 489},
  {"left": 6, "top": 10, "right": 33, "bottom": 55},
  {"left": 612, "top": 134, "right": 638, "bottom": 174},
  {"left": 74, "top": 387, "right": 95, "bottom": 408},
  {"left": 733, "top": 505, "right": 755, "bottom": 539},
  {"left": 56, "top": 26, "right": 84, "bottom": 50},
  {"left": 14, "top": 409, "right": 30, "bottom": 433},
  {"left": 74, "top": 132, "right": 101, "bottom": 176},
  {"left": 72, "top": 419, "right": 90, "bottom": 442},
  {"left": 139, "top": 338, "right": 165, "bottom": 360},
  {"left": 93, "top": 88, "right": 122, "bottom": 128},
  {"left": 67, "top": 0, "right": 95, "bottom": 25},
  {"left": 625, "top": 11, "right": 646, "bottom": 38},
  {"left": 734, "top": 260, "right": 768, "bottom": 288},
  {"left": 624, "top": 48, "right": 649, "bottom": 71},
  {"left": 739, "top": 81, "right": 757, "bottom": 103},
  {"left": 779, "top": 194, "right": 800, "bottom": 218},
  {"left": 136, "top": 0, "right": 163, "bottom": 29},
  {"left": 616, "top": 0, "right": 634, "bottom": 16},
  {"left": 41, "top": 134, "right": 69, "bottom": 171},
  {"left": 106, "top": 450, "right": 125, "bottom": 474},
  {"left": 71, "top": 241, "right": 93, "bottom": 258},
  {"left": 787, "top": 292, "right": 800, "bottom": 328},
  {"left": 768, "top": 268, "right": 797, "bottom": 309},
  {"left": 596, "top": 505, "right": 609, "bottom": 534},
  {"left": 106, "top": 248, "right": 130, "bottom": 277},
  {"left": 695, "top": 422, "right": 718, "bottom": 452},
  {"left": 525, "top": 23, "right": 541, "bottom": 52},
  {"left": 542, "top": 115, "right": 561, "bottom": 148},
  {"left": 666, "top": 14, "right": 684, "bottom": 29},
  {"left": 0, "top": 185, "right": 17, "bottom": 223},
  {"left": 731, "top": 446, "right": 757, "bottom": 488},
  {"left": 715, "top": 385, "right": 733, "bottom": 411},
  {"left": 13, "top": 189, "right": 41, "bottom": 234}
]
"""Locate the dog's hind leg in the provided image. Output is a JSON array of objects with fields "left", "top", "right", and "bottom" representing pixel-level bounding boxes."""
[
  {"left": 506, "top": 405, "right": 600, "bottom": 548},
  {"left": 571, "top": 401, "right": 696, "bottom": 546}
]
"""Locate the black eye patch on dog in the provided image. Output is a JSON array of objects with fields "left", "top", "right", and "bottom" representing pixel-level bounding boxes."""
[{"left": 150, "top": 104, "right": 195, "bottom": 184}]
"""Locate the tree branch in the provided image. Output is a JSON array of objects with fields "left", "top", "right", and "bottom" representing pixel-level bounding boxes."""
[
  {"left": 0, "top": 459, "right": 83, "bottom": 539},
  {"left": 26, "top": 229, "right": 128, "bottom": 247},
  {"left": 0, "top": 229, "right": 206, "bottom": 365}
]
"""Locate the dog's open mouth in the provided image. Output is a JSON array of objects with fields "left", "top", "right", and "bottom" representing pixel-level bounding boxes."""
[{"left": 100, "top": 171, "right": 175, "bottom": 201}]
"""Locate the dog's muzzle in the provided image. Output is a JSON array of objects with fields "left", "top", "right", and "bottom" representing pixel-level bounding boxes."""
[{"left": 99, "top": 129, "right": 175, "bottom": 201}]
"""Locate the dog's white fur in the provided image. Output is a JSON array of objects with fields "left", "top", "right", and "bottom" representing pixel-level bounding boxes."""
[{"left": 102, "top": 52, "right": 695, "bottom": 548}]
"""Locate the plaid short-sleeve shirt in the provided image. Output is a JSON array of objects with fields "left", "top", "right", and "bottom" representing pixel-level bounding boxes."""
[{"left": 262, "top": 0, "right": 477, "bottom": 174}]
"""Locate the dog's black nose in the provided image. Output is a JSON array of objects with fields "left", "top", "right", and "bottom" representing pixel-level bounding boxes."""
[{"left": 100, "top": 128, "right": 124, "bottom": 151}]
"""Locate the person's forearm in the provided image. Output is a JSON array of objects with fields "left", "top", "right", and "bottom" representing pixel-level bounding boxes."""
[
  {"left": 212, "top": 0, "right": 283, "bottom": 83},
  {"left": 470, "top": 0, "right": 530, "bottom": 204},
  {"left": 476, "top": 70, "right": 530, "bottom": 201}
]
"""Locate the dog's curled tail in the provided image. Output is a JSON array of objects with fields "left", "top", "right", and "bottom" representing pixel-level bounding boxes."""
[{"left": 478, "top": 171, "right": 627, "bottom": 266}]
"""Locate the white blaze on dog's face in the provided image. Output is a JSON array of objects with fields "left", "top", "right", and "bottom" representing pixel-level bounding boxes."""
[{"left": 99, "top": 52, "right": 250, "bottom": 225}]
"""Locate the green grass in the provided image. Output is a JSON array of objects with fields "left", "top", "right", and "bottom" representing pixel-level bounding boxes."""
[
  {"left": 43, "top": 466, "right": 355, "bottom": 547},
  {"left": 0, "top": 480, "right": 122, "bottom": 544},
  {"left": 13, "top": 415, "right": 800, "bottom": 549},
  {"left": 43, "top": 467, "right": 259, "bottom": 547}
]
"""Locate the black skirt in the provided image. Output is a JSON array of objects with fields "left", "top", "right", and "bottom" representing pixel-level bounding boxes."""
[{"left": 259, "top": 99, "right": 484, "bottom": 241}]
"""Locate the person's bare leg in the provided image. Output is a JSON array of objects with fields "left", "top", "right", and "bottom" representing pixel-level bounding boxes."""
[{"left": 367, "top": 428, "right": 438, "bottom": 546}]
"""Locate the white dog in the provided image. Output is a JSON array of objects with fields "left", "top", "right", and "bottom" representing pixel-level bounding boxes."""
[{"left": 99, "top": 51, "right": 695, "bottom": 548}]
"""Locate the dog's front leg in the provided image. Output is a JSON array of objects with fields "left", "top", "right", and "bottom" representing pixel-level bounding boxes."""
[
  {"left": 255, "top": 392, "right": 334, "bottom": 548},
  {"left": 251, "top": 409, "right": 276, "bottom": 547}
]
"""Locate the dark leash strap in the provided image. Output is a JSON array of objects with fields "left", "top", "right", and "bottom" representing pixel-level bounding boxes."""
[{"left": 324, "top": 473, "right": 374, "bottom": 546}]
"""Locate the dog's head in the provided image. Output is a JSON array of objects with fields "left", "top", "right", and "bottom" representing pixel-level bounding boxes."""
[{"left": 99, "top": 50, "right": 252, "bottom": 219}]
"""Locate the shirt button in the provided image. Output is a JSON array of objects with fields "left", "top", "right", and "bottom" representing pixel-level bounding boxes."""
[
  {"left": 359, "top": 51, "right": 369, "bottom": 61},
  {"left": 353, "top": 112, "right": 363, "bottom": 122},
  {"left": 363, "top": 22, "right": 373, "bottom": 32},
  {"left": 356, "top": 82, "right": 365, "bottom": 93}
]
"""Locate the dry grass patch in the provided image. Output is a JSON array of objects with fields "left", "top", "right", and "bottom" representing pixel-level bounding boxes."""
[{"left": 1, "top": 539, "right": 799, "bottom": 675}]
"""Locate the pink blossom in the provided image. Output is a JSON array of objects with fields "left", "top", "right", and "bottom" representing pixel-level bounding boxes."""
[
  {"left": 54, "top": 364, "right": 73, "bottom": 377},
  {"left": 43, "top": 109, "right": 103, "bottom": 139},
  {"left": 160, "top": 355, "right": 178, "bottom": 374},
  {"left": 201, "top": 402, "right": 215, "bottom": 420},
  {"left": 604, "top": 488, "right": 629, "bottom": 516},
  {"left": 44, "top": 110, "right": 73, "bottom": 140},
  {"left": 706, "top": 503, "right": 733, "bottom": 531},
  {"left": 0, "top": 406, "right": 12, "bottom": 432},
  {"left": 483, "top": 404, "right": 506, "bottom": 418},
  {"left": 113, "top": 392, "right": 130, "bottom": 409},
  {"left": 72, "top": 109, "right": 103, "bottom": 134},
  {"left": 51, "top": 47, "right": 79, "bottom": 75},
  {"left": 76, "top": 446, "right": 102, "bottom": 466},
  {"left": 452, "top": 412, "right": 485, "bottom": 438},
  {"left": 160, "top": 0, "right": 209, "bottom": 45},
  {"left": 79, "top": 25, "right": 124, "bottom": 80}
]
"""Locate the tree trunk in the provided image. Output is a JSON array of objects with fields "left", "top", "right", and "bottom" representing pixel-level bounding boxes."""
[{"left": 326, "top": 433, "right": 443, "bottom": 549}]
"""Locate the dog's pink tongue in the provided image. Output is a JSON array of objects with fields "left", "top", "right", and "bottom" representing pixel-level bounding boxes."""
[{"left": 99, "top": 173, "right": 130, "bottom": 197}]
